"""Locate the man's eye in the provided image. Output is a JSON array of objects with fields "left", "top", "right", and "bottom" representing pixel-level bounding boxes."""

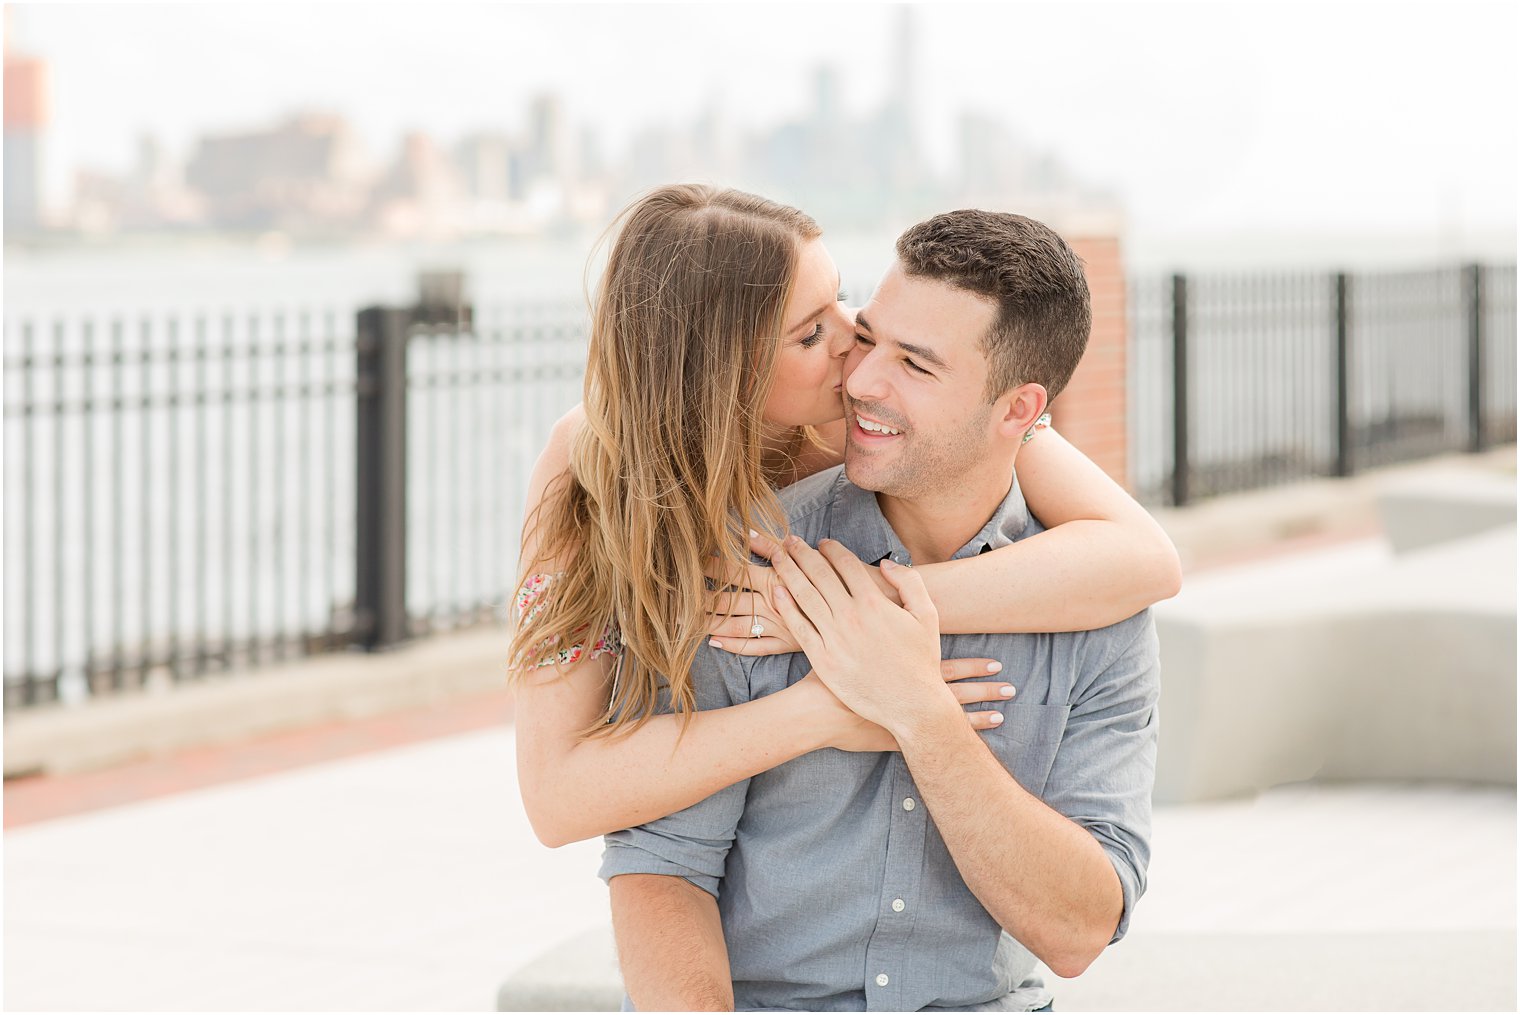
[
  {"left": 854, "top": 334, "right": 873, "bottom": 346},
  {"left": 800, "top": 323, "right": 825, "bottom": 348},
  {"left": 905, "top": 359, "right": 931, "bottom": 376}
]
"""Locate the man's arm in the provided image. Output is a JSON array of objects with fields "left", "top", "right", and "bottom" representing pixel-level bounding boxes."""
[
  {"left": 891, "top": 700, "right": 1127, "bottom": 978},
  {"left": 610, "top": 874, "right": 733, "bottom": 1011},
  {"left": 768, "top": 539, "right": 1158, "bottom": 977}
]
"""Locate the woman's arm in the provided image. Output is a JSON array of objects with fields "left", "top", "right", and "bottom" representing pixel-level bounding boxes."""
[
  {"left": 514, "top": 409, "right": 834, "bottom": 846},
  {"left": 912, "top": 427, "right": 1181, "bottom": 633},
  {"left": 517, "top": 654, "right": 846, "bottom": 847},
  {"left": 717, "top": 426, "right": 1180, "bottom": 647},
  {"left": 514, "top": 408, "right": 1008, "bottom": 847}
]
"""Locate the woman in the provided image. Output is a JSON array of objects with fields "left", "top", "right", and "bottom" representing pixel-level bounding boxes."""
[{"left": 510, "top": 185, "right": 1179, "bottom": 847}]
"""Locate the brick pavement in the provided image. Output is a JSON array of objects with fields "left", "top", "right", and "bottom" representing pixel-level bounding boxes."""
[{"left": 3, "top": 687, "right": 514, "bottom": 829}]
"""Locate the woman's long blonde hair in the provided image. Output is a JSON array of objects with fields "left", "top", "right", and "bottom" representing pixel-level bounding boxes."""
[{"left": 509, "top": 184, "right": 821, "bottom": 736}]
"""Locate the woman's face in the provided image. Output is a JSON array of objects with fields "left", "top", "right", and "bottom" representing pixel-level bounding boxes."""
[{"left": 762, "top": 237, "right": 854, "bottom": 427}]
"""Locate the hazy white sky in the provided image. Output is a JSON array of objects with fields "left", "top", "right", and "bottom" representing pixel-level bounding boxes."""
[{"left": 8, "top": 1, "right": 1517, "bottom": 237}]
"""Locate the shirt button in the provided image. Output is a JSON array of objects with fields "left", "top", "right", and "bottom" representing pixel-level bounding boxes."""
[
  {"left": 875, "top": 973, "right": 890, "bottom": 987},
  {"left": 902, "top": 797, "right": 916, "bottom": 811},
  {"left": 891, "top": 898, "right": 906, "bottom": 912}
]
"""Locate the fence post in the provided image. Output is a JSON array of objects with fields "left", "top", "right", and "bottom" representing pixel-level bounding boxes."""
[
  {"left": 1465, "top": 264, "right": 1486, "bottom": 453},
  {"left": 355, "top": 306, "right": 411, "bottom": 650},
  {"left": 1170, "top": 273, "right": 1190, "bottom": 507},
  {"left": 1333, "top": 272, "right": 1352, "bottom": 477}
]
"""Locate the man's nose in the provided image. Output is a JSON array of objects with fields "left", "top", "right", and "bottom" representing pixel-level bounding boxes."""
[{"left": 844, "top": 347, "right": 886, "bottom": 402}]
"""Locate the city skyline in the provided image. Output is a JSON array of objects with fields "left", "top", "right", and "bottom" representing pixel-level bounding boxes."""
[
  {"left": 5, "top": 6, "right": 1114, "bottom": 240},
  {"left": 5, "top": 56, "right": 1112, "bottom": 239},
  {"left": 4, "top": 2, "right": 1517, "bottom": 242}
]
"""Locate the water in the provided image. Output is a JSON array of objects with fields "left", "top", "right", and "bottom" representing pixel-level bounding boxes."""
[{"left": 3, "top": 230, "right": 904, "bottom": 318}]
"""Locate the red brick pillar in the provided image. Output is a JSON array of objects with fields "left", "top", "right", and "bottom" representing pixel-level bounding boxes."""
[{"left": 1051, "top": 235, "right": 1128, "bottom": 490}]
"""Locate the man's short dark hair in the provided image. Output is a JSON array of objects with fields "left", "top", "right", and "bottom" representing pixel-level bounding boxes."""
[{"left": 896, "top": 210, "right": 1091, "bottom": 402}]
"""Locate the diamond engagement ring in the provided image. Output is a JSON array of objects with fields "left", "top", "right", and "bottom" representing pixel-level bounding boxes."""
[{"left": 750, "top": 620, "right": 765, "bottom": 638}]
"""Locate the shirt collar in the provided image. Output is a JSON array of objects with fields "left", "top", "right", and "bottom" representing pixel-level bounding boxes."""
[{"left": 827, "top": 468, "right": 1032, "bottom": 567}]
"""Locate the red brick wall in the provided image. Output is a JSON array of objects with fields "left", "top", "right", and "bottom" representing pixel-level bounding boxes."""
[{"left": 1051, "top": 235, "right": 1127, "bottom": 490}]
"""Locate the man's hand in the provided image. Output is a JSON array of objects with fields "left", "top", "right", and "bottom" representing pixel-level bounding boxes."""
[{"left": 767, "top": 536, "right": 958, "bottom": 735}]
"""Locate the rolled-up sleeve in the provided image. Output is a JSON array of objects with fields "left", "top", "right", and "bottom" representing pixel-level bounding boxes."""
[
  {"left": 1044, "top": 613, "right": 1161, "bottom": 944},
  {"left": 597, "top": 653, "right": 753, "bottom": 899},
  {"left": 600, "top": 783, "right": 749, "bottom": 898}
]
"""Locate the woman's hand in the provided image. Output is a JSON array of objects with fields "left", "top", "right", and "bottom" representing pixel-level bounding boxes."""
[
  {"left": 703, "top": 531, "right": 800, "bottom": 656},
  {"left": 769, "top": 536, "right": 957, "bottom": 734},
  {"left": 794, "top": 658, "right": 1015, "bottom": 752},
  {"left": 706, "top": 588, "right": 800, "bottom": 655}
]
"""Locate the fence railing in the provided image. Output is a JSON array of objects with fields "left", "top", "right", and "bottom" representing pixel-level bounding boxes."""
[
  {"left": 6, "top": 263, "right": 1515, "bottom": 709},
  {"left": 3, "top": 282, "right": 587, "bottom": 710},
  {"left": 352, "top": 295, "right": 587, "bottom": 655},
  {"left": 1129, "top": 263, "right": 1517, "bottom": 505}
]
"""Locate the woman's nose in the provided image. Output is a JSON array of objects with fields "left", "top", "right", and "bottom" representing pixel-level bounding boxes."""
[{"left": 829, "top": 307, "right": 857, "bottom": 358}]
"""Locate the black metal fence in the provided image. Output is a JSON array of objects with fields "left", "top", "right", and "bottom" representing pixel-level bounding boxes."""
[
  {"left": 352, "top": 293, "right": 587, "bottom": 656},
  {"left": 1129, "top": 263, "right": 1517, "bottom": 505},
  {"left": 3, "top": 285, "right": 587, "bottom": 710},
  {"left": 6, "top": 263, "right": 1515, "bottom": 709}
]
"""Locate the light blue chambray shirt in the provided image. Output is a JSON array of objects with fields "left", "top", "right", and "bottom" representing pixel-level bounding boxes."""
[{"left": 600, "top": 465, "right": 1160, "bottom": 1012}]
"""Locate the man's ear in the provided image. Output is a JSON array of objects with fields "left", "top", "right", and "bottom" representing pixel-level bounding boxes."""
[{"left": 993, "top": 382, "right": 1048, "bottom": 440}]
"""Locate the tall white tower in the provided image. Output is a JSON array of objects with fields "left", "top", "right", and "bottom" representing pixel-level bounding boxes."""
[
  {"left": 889, "top": 5, "right": 919, "bottom": 150},
  {"left": 3, "top": 12, "right": 50, "bottom": 230}
]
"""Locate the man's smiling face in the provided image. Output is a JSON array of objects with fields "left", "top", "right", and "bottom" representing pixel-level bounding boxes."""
[{"left": 842, "top": 260, "right": 1003, "bottom": 497}]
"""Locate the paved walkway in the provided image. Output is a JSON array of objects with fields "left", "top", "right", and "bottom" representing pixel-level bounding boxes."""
[
  {"left": 3, "top": 690, "right": 514, "bottom": 829},
  {"left": 6, "top": 723, "right": 1514, "bottom": 1011}
]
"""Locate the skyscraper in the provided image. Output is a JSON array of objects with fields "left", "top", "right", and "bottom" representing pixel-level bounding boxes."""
[
  {"left": 4, "top": 26, "right": 50, "bottom": 231},
  {"left": 888, "top": 5, "right": 917, "bottom": 144}
]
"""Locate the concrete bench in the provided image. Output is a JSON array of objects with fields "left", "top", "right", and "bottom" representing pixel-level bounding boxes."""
[
  {"left": 497, "top": 926, "right": 622, "bottom": 1012},
  {"left": 1376, "top": 468, "right": 1515, "bottom": 555},
  {"left": 1152, "top": 524, "right": 1516, "bottom": 804},
  {"left": 497, "top": 923, "right": 1519, "bottom": 1011}
]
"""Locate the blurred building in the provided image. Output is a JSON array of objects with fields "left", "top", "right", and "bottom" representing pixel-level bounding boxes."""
[
  {"left": 879, "top": 7, "right": 929, "bottom": 198},
  {"left": 456, "top": 131, "right": 517, "bottom": 203},
  {"left": 956, "top": 112, "right": 1035, "bottom": 206},
  {"left": 109, "top": 133, "right": 202, "bottom": 229},
  {"left": 526, "top": 93, "right": 571, "bottom": 182},
  {"left": 184, "top": 113, "right": 371, "bottom": 230},
  {"left": 370, "top": 130, "right": 466, "bottom": 237},
  {"left": 4, "top": 33, "right": 49, "bottom": 231}
]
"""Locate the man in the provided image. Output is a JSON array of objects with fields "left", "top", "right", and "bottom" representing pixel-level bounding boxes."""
[{"left": 600, "top": 210, "right": 1160, "bottom": 1012}]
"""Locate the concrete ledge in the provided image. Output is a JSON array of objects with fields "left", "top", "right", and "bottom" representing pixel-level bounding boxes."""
[
  {"left": 497, "top": 926, "right": 622, "bottom": 1012},
  {"left": 1153, "top": 526, "right": 1517, "bottom": 803},
  {"left": 1378, "top": 469, "right": 1516, "bottom": 554},
  {"left": 3, "top": 624, "right": 509, "bottom": 777},
  {"left": 1155, "top": 446, "right": 1515, "bottom": 568},
  {"left": 1046, "top": 928, "right": 1517, "bottom": 1011},
  {"left": 497, "top": 924, "right": 1517, "bottom": 1012}
]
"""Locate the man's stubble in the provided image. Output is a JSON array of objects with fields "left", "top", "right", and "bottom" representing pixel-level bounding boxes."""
[{"left": 845, "top": 400, "right": 996, "bottom": 502}]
